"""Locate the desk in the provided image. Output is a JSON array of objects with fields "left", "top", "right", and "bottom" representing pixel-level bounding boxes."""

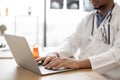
[{"left": 0, "top": 59, "right": 107, "bottom": 80}]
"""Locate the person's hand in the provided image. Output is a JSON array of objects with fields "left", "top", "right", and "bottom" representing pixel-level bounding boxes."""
[
  {"left": 36, "top": 52, "right": 91, "bottom": 70},
  {"left": 36, "top": 55, "right": 58, "bottom": 66},
  {"left": 44, "top": 57, "right": 81, "bottom": 70}
]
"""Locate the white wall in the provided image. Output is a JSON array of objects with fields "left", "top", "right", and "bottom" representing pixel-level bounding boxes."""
[
  {"left": 46, "top": 0, "right": 120, "bottom": 47},
  {"left": 46, "top": 0, "right": 88, "bottom": 46}
]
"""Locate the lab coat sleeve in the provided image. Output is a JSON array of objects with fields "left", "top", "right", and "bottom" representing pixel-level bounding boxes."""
[
  {"left": 55, "top": 12, "right": 94, "bottom": 57},
  {"left": 55, "top": 21, "right": 84, "bottom": 57},
  {"left": 88, "top": 30, "right": 120, "bottom": 74}
]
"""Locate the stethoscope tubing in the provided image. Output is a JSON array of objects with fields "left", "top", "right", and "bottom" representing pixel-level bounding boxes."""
[{"left": 91, "top": 6, "right": 114, "bottom": 45}]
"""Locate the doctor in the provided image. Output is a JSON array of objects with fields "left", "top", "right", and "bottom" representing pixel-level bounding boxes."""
[{"left": 36, "top": 0, "right": 120, "bottom": 79}]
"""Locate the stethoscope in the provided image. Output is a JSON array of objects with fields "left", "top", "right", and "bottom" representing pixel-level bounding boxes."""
[{"left": 91, "top": 5, "right": 114, "bottom": 45}]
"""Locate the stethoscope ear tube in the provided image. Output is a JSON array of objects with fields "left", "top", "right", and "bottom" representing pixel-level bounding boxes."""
[
  {"left": 107, "top": 13, "right": 112, "bottom": 45},
  {"left": 108, "top": 22, "right": 110, "bottom": 45},
  {"left": 91, "top": 15, "right": 95, "bottom": 35}
]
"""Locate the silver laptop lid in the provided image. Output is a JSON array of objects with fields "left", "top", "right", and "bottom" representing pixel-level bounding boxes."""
[{"left": 4, "top": 34, "right": 41, "bottom": 74}]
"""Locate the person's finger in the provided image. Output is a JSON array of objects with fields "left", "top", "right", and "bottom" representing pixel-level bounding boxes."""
[
  {"left": 45, "top": 60, "right": 60, "bottom": 69},
  {"left": 42, "top": 56, "right": 54, "bottom": 66},
  {"left": 36, "top": 57, "right": 46, "bottom": 62},
  {"left": 52, "top": 63, "right": 63, "bottom": 70},
  {"left": 35, "top": 57, "right": 46, "bottom": 65},
  {"left": 45, "top": 58, "right": 63, "bottom": 69},
  {"left": 43, "top": 56, "right": 58, "bottom": 65}
]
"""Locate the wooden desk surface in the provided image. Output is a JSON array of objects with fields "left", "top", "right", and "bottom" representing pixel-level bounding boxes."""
[{"left": 0, "top": 59, "right": 107, "bottom": 80}]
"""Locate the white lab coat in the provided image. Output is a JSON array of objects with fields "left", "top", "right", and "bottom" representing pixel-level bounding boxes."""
[{"left": 55, "top": 3, "right": 120, "bottom": 80}]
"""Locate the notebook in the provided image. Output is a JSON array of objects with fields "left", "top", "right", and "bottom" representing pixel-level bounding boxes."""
[{"left": 4, "top": 34, "right": 72, "bottom": 75}]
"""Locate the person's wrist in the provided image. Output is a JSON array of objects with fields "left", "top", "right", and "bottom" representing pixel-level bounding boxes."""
[{"left": 77, "top": 59, "right": 91, "bottom": 69}]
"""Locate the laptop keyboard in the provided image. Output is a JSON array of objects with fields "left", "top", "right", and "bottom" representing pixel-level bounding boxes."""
[{"left": 38, "top": 65, "right": 72, "bottom": 75}]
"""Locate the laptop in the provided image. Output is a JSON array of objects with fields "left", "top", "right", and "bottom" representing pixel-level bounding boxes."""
[{"left": 4, "top": 34, "right": 72, "bottom": 75}]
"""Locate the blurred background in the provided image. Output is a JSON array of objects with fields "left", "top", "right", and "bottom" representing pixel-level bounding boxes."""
[{"left": 0, "top": 0, "right": 120, "bottom": 48}]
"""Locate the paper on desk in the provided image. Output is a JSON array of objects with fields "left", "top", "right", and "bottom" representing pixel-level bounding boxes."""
[{"left": 0, "top": 49, "right": 13, "bottom": 59}]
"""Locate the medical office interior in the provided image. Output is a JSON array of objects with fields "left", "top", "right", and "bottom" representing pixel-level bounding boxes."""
[
  {"left": 0, "top": 0, "right": 119, "bottom": 47},
  {"left": 0, "top": 0, "right": 120, "bottom": 55},
  {"left": 0, "top": 0, "right": 120, "bottom": 80},
  {"left": 0, "top": 0, "right": 120, "bottom": 59}
]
